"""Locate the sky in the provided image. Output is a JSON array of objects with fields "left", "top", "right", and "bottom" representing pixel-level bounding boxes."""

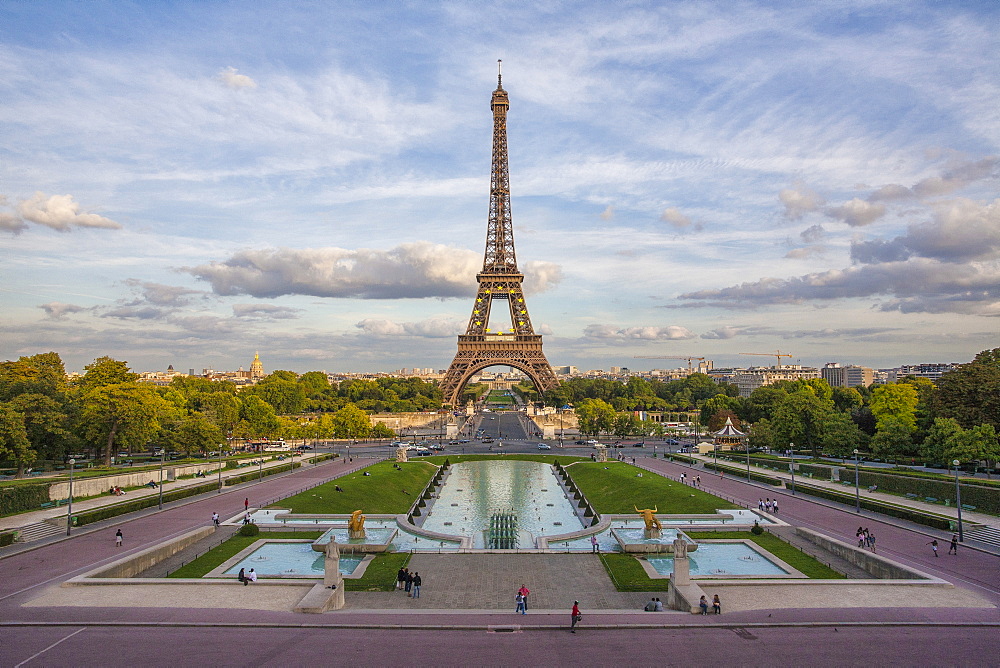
[{"left": 1, "top": 1, "right": 998, "bottom": 376}]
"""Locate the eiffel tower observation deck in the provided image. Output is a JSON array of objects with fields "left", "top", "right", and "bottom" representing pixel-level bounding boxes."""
[{"left": 440, "top": 62, "right": 559, "bottom": 407}]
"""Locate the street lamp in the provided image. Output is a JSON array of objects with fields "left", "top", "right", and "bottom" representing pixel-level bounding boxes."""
[
  {"left": 953, "top": 459, "right": 964, "bottom": 542},
  {"left": 258, "top": 456, "right": 263, "bottom": 481},
  {"left": 66, "top": 458, "right": 75, "bottom": 536},
  {"left": 789, "top": 443, "right": 795, "bottom": 495},
  {"left": 217, "top": 446, "right": 223, "bottom": 494},
  {"left": 158, "top": 450, "right": 165, "bottom": 510},
  {"left": 746, "top": 439, "right": 751, "bottom": 481},
  {"left": 853, "top": 448, "right": 861, "bottom": 514}
]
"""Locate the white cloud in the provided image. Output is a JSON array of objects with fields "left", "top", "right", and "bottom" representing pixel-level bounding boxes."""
[
  {"left": 38, "top": 302, "right": 86, "bottom": 319},
  {"left": 16, "top": 192, "right": 121, "bottom": 231},
  {"left": 660, "top": 207, "right": 691, "bottom": 229},
  {"left": 701, "top": 326, "right": 742, "bottom": 340},
  {"left": 779, "top": 183, "right": 824, "bottom": 220},
  {"left": 785, "top": 245, "right": 824, "bottom": 259},
  {"left": 217, "top": 66, "right": 257, "bottom": 90},
  {"left": 355, "top": 317, "right": 463, "bottom": 338},
  {"left": 232, "top": 304, "right": 302, "bottom": 320},
  {"left": 826, "top": 198, "right": 887, "bottom": 227},
  {"left": 0, "top": 212, "right": 28, "bottom": 235},
  {"left": 583, "top": 324, "right": 695, "bottom": 340}
]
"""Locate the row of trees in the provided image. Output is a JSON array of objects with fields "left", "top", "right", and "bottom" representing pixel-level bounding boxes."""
[
  {"left": 567, "top": 349, "right": 1000, "bottom": 469},
  {"left": 0, "top": 353, "right": 440, "bottom": 472}
]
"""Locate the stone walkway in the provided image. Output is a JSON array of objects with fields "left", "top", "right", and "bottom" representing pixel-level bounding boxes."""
[{"left": 350, "top": 553, "right": 653, "bottom": 611}]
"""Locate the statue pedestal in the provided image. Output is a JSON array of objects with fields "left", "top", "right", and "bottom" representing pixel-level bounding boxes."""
[
  {"left": 594, "top": 445, "right": 608, "bottom": 463},
  {"left": 644, "top": 528, "right": 662, "bottom": 540},
  {"left": 296, "top": 540, "right": 345, "bottom": 613},
  {"left": 348, "top": 529, "right": 366, "bottom": 540},
  {"left": 671, "top": 553, "right": 690, "bottom": 586},
  {"left": 396, "top": 446, "right": 408, "bottom": 463}
]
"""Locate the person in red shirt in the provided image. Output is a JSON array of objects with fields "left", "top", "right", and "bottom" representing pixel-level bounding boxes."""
[
  {"left": 570, "top": 601, "right": 581, "bottom": 633},
  {"left": 517, "top": 584, "right": 530, "bottom": 610}
]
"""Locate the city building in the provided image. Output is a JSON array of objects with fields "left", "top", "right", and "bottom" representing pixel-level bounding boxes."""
[
  {"left": 821, "top": 362, "right": 875, "bottom": 388},
  {"left": 732, "top": 365, "right": 820, "bottom": 397}
]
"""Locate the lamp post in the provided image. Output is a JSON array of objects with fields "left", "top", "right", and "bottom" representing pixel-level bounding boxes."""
[
  {"left": 853, "top": 448, "right": 861, "bottom": 514},
  {"left": 217, "top": 446, "right": 223, "bottom": 494},
  {"left": 158, "top": 450, "right": 165, "bottom": 510},
  {"left": 66, "top": 458, "right": 75, "bottom": 536},
  {"left": 746, "top": 439, "right": 751, "bottom": 481},
  {"left": 789, "top": 443, "right": 795, "bottom": 496},
  {"left": 258, "top": 456, "right": 263, "bottom": 481},
  {"left": 953, "top": 459, "right": 964, "bottom": 542}
]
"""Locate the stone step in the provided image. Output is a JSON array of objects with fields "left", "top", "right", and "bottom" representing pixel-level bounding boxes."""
[
  {"left": 966, "top": 525, "right": 1000, "bottom": 548},
  {"left": 16, "top": 521, "right": 65, "bottom": 543}
]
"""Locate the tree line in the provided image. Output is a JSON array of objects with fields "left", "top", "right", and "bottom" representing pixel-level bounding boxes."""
[{"left": 0, "top": 353, "right": 443, "bottom": 472}]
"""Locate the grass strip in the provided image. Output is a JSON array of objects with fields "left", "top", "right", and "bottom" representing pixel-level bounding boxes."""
[
  {"left": 344, "top": 552, "right": 412, "bottom": 592},
  {"left": 273, "top": 460, "right": 437, "bottom": 514},
  {"left": 167, "top": 530, "right": 325, "bottom": 578},
  {"left": 686, "top": 531, "right": 844, "bottom": 579},
  {"left": 599, "top": 553, "right": 670, "bottom": 592},
  {"left": 568, "top": 461, "right": 740, "bottom": 514}
]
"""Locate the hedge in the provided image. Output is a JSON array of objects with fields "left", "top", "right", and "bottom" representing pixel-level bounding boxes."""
[
  {"left": 797, "top": 463, "right": 835, "bottom": 480},
  {"left": 702, "top": 460, "right": 783, "bottom": 486},
  {"left": 856, "top": 470, "right": 1000, "bottom": 515},
  {"left": 223, "top": 461, "right": 301, "bottom": 486},
  {"left": 792, "top": 482, "right": 954, "bottom": 531},
  {"left": 0, "top": 530, "right": 17, "bottom": 547},
  {"left": 854, "top": 466, "right": 1000, "bottom": 489},
  {"left": 72, "top": 480, "right": 220, "bottom": 526},
  {"left": 666, "top": 454, "right": 698, "bottom": 465},
  {"left": 0, "top": 482, "right": 51, "bottom": 515}
]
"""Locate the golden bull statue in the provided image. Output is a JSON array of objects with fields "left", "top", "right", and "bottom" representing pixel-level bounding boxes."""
[{"left": 634, "top": 506, "right": 662, "bottom": 533}]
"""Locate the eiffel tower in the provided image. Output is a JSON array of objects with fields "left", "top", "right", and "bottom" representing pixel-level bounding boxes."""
[{"left": 440, "top": 62, "right": 559, "bottom": 407}]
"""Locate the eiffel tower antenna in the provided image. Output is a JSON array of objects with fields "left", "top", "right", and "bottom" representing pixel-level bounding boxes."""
[{"left": 440, "top": 68, "right": 559, "bottom": 407}]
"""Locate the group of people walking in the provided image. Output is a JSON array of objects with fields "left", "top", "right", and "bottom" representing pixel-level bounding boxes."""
[
  {"left": 396, "top": 567, "right": 422, "bottom": 598},
  {"left": 856, "top": 526, "right": 877, "bottom": 552},
  {"left": 927, "top": 533, "right": 960, "bottom": 557},
  {"left": 758, "top": 497, "right": 779, "bottom": 513},
  {"left": 679, "top": 472, "right": 701, "bottom": 487}
]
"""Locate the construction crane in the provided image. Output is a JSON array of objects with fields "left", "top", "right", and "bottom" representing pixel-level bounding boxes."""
[
  {"left": 740, "top": 351, "right": 793, "bottom": 367},
  {"left": 634, "top": 356, "right": 706, "bottom": 374}
]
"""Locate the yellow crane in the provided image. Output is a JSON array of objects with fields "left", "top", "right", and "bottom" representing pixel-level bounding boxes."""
[
  {"left": 740, "top": 351, "right": 793, "bottom": 367},
  {"left": 633, "top": 356, "right": 706, "bottom": 374}
]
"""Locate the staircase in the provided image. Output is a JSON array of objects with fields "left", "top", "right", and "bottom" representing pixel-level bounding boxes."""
[
  {"left": 15, "top": 521, "right": 65, "bottom": 543},
  {"left": 966, "top": 524, "right": 1000, "bottom": 549}
]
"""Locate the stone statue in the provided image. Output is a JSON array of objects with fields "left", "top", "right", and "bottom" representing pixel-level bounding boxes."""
[
  {"left": 348, "top": 509, "right": 366, "bottom": 539},
  {"left": 324, "top": 539, "right": 342, "bottom": 588},
  {"left": 396, "top": 445, "right": 408, "bottom": 463},
  {"left": 634, "top": 506, "right": 662, "bottom": 533},
  {"left": 673, "top": 537, "right": 687, "bottom": 558}
]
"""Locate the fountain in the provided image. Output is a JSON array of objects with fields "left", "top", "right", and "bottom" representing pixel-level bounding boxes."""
[
  {"left": 348, "top": 510, "right": 366, "bottom": 540},
  {"left": 635, "top": 505, "right": 663, "bottom": 539}
]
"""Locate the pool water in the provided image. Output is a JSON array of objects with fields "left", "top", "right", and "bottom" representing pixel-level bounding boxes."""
[
  {"left": 421, "top": 460, "right": 584, "bottom": 549},
  {"left": 314, "top": 527, "right": 397, "bottom": 546},
  {"left": 224, "top": 542, "right": 364, "bottom": 577},
  {"left": 646, "top": 542, "right": 790, "bottom": 576}
]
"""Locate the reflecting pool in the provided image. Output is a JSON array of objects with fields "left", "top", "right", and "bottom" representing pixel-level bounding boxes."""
[
  {"left": 421, "top": 459, "right": 584, "bottom": 549},
  {"left": 646, "top": 542, "right": 790, "bottom": 576},
  {"left": 223, "top": 542, "right": 363, "bottom": 577}
]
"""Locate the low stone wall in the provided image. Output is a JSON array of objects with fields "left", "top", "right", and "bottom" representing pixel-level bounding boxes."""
[
  {"left": 793, "top": 527, "right": 932, "bottom": 580},
  {"left": 73, "top": 526, "right": 216, "bottom": 581},
  {"left": 369, "top": 413, "right": 447, "bottom": 430},
  {"left": 49, "top": 462, "right": 223, "bottom": 500}
]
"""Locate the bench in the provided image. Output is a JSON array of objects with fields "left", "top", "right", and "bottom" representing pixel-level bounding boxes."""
[
  {"left": 40, "top": 501, "right": 55, "bottom": 509},
  {"left": 961, "top": 504, "right": 977, "bottom": 512},
  {"left": 867, "top": 485, "right": 878, "bottom": 492},
  {"left": 924, "top": 497, "right": 938, "bottom": 503},
  {"left": 905, "top": 493, "right": 919, "bottom": 499}
]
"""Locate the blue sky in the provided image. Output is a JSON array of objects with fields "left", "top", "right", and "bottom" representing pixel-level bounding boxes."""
[{"left": 1, "top": 1, "right": 998, "bottom": 375}]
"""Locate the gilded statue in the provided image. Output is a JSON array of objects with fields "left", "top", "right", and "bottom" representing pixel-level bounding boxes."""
[
  {"left": 634, "top": 505, "right": 662, "bottom": 532},
  {"left": 348, "top": 509, "right": 366, "bottom": 534}
]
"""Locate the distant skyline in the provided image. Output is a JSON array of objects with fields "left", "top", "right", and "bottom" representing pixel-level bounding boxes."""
[{"left": 2, "top": 1, "right": 998, "bottom": 375}]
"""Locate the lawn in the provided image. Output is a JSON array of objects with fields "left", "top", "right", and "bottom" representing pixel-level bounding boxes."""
[
  {"left": 599, "top": 553, "right": 670, "bottom": 592},
  {"left": 567, "top": 461, "right": 740, "bottom": 514},
  {"left": 686, "top": 531, "right": 845, "bottom": 579},
  {"left": 344, "top": 552, "right": 411, "bottom": 591},
  {"left": 168, "top": 530, "right": 325, "bottom": 578},
  {"left": 273, "top": 460, "right": 437, "bottom": 514}
]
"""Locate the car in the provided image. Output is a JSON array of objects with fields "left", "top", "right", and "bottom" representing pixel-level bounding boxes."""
[
  {"left": 300, "top": 445, "right": 313, "bottom": 450},
  {"left": 586, "top": 439, "right": 598, "bottom": 445},
  {"left": 575, "top": 440, "right": 587, "bottom": 445},
  {"left": 448, "top": 440, "right": 459, "bottom": 445},
  {"left": 536, "top": 443, "right": 551, "bottom": 450},
  {"left": 664, "top": 438, "right": 680, "bottom": 445},
  {"left": 429, "top": 444, "right": 444, "bottom": 451},
  {"left": 415, "top": 450, "right": 433, "bottom": 456},
  {"left": 633, "top": 441, "right": 645, "bottom": 447}
]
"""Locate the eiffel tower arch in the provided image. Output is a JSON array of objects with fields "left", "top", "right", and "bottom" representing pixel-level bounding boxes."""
[{"left": 440, "top": 62, "right": 559, "bottom": 407}]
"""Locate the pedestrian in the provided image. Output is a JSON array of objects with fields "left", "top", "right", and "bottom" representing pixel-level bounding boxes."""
[
  {"left": 696, "top": 475, "right": 701, "bottom": 487},
  {"left": 765, "top": 498, "right": 772, "bottom": 513},
  {"left": 869, "top": 532, "right": 876, "bottom": 553},
  {"left": 396, "top": 567, "right": 406, "bottom": 590},
  {"left": 699, "top": 595, "right": 708, "bottom": 614},
  {"left": 948, "top": 533, "right": 959, "bottom": 555},
  {"left": 590, "top": 534, "right": 599, "bottom": 553},
  {"left": 857, "top": 527, "right": 865, "bottom": 548},
  {"left": 412, "top": 572, "right": 422, "bottom": 598},
  {"left": 212, "top": 512, "right": 219, "bottom": 527},
  {"left": 247, "top": 568, "right": 257, "bottom": 583},
  {"left": 927, "top": 539, "right": 939, "bottom": 557},
  {"left": 863, "top": 528, "right": 871, "bottom": 548},
  {"left": 244, "top": 497, "right": 249, "bottom": 511},
  {"left": 644, "top": 598, "right": 656, "bottom": 612},
  {"left": 654, "top": 597, "right": 663, "bottom": 612},
  {"left": 243, "top": 512, "right": 251, "bottom": 525},
  {"left": 772, "top": 498, "right": 778, "bottom": 513},
  {"left": 571, "top": 601, "right": 581, "bottom": 632},
  {"left": 518, "top": 584, "right": 530, "bottom": 610},
  {"left": 405, "top": 569, "right": 413, "bottom": 594},
  {"left": 238, "top": 567, "right": 246, "bottom": 585},
  {"left": 712, "top": 594, "right": 721, "bottom": 614},
  {"left": 115, "top": 528, "right": 123, "bottom": 547},
  {"left": 516, "top": 592, "right": 526, "bottom": 614},
  {"left": 759, "top": 498, "right": 764, "bottom": 511}
]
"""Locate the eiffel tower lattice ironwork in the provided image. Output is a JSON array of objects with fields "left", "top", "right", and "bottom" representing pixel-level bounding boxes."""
[{"left": 440, "top": 63, "right": 559, "bottom": 407}]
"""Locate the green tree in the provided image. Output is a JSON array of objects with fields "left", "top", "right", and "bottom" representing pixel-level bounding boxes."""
[
  {"left": 0, "top": 402, "right": 36, "bottom": 474},
  {"left": 931, "top": 349, "right": 1000, "bottom": 432},
  {"left": 298, "top": 371, "right": 330, "bottom": 396},
  {"left": 771, "top": 391, "right": 834, "bottom": 456},
  {"left": 174, "top": 413, "right": 225, "bottom": 455},
  {"left": 747, "top": 418, "right": 776, "bottom": 451},
  {"left": 199, "top": 392, "right": 240, "bottom": 434},
  {"left": 238, "top": 395, "right": 280, "bottom": 437},
  {"left": 0, "top": 351, "right": 69, "bottom": 400},
  {"left": 8, "top": 393, "right": 72, "bottom": 462},
  {"left": 870, "top": 383, "right": 919, "bottom": 433},
  {"left": 831, "top": 386, "right": 864, "bottom": 414},
  {"left": 574, "top": 399, "right": 616, "bottom": 436},
  {"left": 742, "top": 386, "right": 788, "bottom": 424},
  {"left": 613, "top": 413, "right": 641, "bottom": 438},
  {"left": 77, "top": 356, "right": 137, "bottom": 391},
  {"left": 921, "top": 417, "right": 964, "bottom": 465},
  {"left": 332, "top": 404, "right": 371, "bottom": 439},
  {"left": 944, "top": 424, "right": 1000, "bottom": 474},
  {"left": 80, "top": 383, "right": 169, "bottom": 465},
  {"left": 870, "top": 416, "right": 912, "bottom": 461},
  {"left": 818, "top": 411, "right": 864, "bottom": 459},
  {"left": 371, "top": 422, "right": 395, "bottom": 440}
]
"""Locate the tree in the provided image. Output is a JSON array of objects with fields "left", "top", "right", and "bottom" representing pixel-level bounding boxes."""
[
  {"left": 0, "top": 352, "right": 69, "bottom": 400},
  {"left": 747, "top": 418, "right": 776, "bottom": 451},
  {"left": 931, "top": 349, "right": 1000, "bottom": 431},
  {"left": 574, "top": 399, "right": 616, "bottom": 436},
  {"left": 771, "top": 391, "right": 835, "bottom": 456},
  {"left": 199, "top": 392, "right": 240, "bottom": 434},
  {"left": 945, "top": 424, "right": 1000, "bottom": 474},
  {"left": 612, "top": 413, "right": 640, "bottom": 439},
  {"left": 707, "top": 409, "right": 740, "bottom": 433},
  {"left": 818, "top": 411, "right": 864, "bottom": 459},
  {"left": 831, "top": 386, "right": 863, "bottom": 414},
  {"left": 8, "top": 393, "right": 72, "bottom": 462},
  {"left": 332, "top": 404, "right": 371, "bottom": 439},
  {"left": 79, "top": 383, "right": 169, "bottom": 465},
  {"left": 174, "top": 413, "right": 225, "bottom": 455},
  {"left": 0, "top": 403, "right": 36, "bottom": 474},
  {"left": 371, "top": 422, "right": 395, "bottom": 440},
  {"left": 921, "top": 417, "right": 963, "bottom": 465},
  {"left": 238, "top": 395, "right": 280, "bottom": 437},
  {"left": 251, "top": 377, "right": 307, "bottom": 415},
  {"left": 77, "top": 356, "right": 137, "bottom": 391},
  {"left": 298, "top": 371, "right": 330, "bottom": 396},
  {"left": 870, "top": 383, "right": 919, "bottom": 433},
  {"left": 870, "top": 416, "right": 912, "bottom": 462},
  {"left": 742, "top": 386, "right": 788, "bottom": 424}
]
